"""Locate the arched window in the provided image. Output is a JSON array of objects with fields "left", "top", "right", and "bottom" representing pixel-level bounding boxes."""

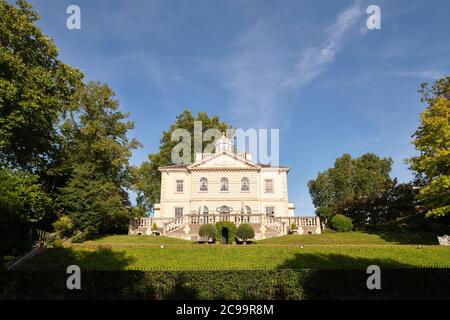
[
  {"left": 241, "top": 177, "right": 249, "bottom": 191},
  {"left": 220, "top": 177, "right": 229, "bottom": 191},
  {"left": 246, "top": 206, "right": 251, "bottom": 214},
  {"left": 200, "top": 177, "right": 208, "bottom": 191},
  {"left": 203, "top": 206, "right": 209, "bottom": 215}
]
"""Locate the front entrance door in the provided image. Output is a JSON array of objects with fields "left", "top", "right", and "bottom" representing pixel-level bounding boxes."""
[{"left": 221, "top": 227, "right": 229, "bottom": 244}]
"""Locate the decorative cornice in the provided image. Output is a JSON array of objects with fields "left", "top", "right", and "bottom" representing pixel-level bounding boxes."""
[{"left": 188, "top": 151, "right": 260, "bottom": 170}]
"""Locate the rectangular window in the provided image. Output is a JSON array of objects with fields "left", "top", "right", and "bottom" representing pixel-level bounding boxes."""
[
  {"left": 176, "top": 180, "right": 184, "bottom": 193},
  {"left": 175, "top": 207, "right": 183, "bottom": 219},
  {"left": 265, "top": 179, "right": 274, "bottom": 193},
  {"left": 265, "top": 207, "right": 275, "bottom": 217}
]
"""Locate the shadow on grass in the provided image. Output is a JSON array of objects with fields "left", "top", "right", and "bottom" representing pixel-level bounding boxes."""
[
  {"left": 22, "top": 246, "right": 135, "bottom": 271},
  {"left": 3, "top": 248, "right": 449, "bottom": 299},
  {"left": 365, "top": 230, "right": 438, "bottom": 245},
  {"left": 277, "top": 252, "right": 450, "bottom": 299}
]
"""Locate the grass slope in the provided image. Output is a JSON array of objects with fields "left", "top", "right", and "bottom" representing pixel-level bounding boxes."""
[
  {"left": 21, "top": 231, "right": 449, "bottom": 271},
  {"left": 256, "top": 231, "right": 438, "bottom": 245}
]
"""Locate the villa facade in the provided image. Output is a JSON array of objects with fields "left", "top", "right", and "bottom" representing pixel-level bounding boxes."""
[{"left": 129, "top": 135, "right": 321, "bottom": 240}]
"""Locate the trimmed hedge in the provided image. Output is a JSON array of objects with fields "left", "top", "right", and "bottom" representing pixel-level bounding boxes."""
[
  {"left": 1, "top": 268, "right": 449, "bottom": 299},
  {"left": 236, "top": 223, "right": 255, "bottom": 243},
  {"left": 198, "top": 224, "right": 217, "bottom": 242},
  {"left": 215, "top": 221, "right": 237, "bottom": 244},
  {"left": 331, "top": 214, "right": 353, "bottom": 232}
]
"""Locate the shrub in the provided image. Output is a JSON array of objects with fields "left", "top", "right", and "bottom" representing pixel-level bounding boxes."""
[
  {"left": 152, "top": 222, "right": 158, "bottom": 230},
  {"left": 291, "top": 223, "right": 297, "bottom": 229},
  {"left": 330, "top": 214, "right": 353, "bottom": 232},
  {"left": 52, "top": 216, "right": 73, "bottom": 239},
  {"left": 198, "top": 224, "right": 216, "bottom": 243},
  {"left": 53, "top": 240, "right": 63, "bottom": 248},
  {"left": 236, "top": 223, "right": 255, "bottom": 244},
  {"left": 215, "top": 221, "right": 237, "bottom": 244}
]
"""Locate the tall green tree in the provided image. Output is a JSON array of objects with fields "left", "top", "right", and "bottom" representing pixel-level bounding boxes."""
[
  {"left": 57, "top": 82, "right": 140, "bottom": 235},
  {"left": 135, "top": 110, "right": 230, "bottom": 212},
  {"left": 0, "top": 0, "right": 83, "bottom": 171},
  {"left": 308, "top": 153, "right": 393, "bottom": 209},
  {"left": 410, "top": 76, "right": 450, "bottom": 218}
]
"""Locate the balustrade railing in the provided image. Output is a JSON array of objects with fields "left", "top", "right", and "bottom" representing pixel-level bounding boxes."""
[{"left": 130, "top": 214, "right": 319, "bottom": 234}]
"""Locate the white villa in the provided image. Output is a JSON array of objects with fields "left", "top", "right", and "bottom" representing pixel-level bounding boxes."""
[{"left": 129, "top": 135, "right": 321, "bottom": 241}]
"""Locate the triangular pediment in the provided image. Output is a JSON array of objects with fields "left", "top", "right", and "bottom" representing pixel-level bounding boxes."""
[{"left": 188, "top": 152, "right": 260, "bottom": 170}]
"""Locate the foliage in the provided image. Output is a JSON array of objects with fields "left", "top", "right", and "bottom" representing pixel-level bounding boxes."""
[
  {"left": 0, "top": 166, "right": 53, "bottom": 257},
  {"left": 151, "top": 222, "right": 158, "bottom": 230},
  {"left": 0, "top": 0, "right": 83, "bottom": 171},
  {"left": 291, "top": 223, "right": 297, "bottom": 229},
  {"left": 56, "top": 82, "right": 139, "bottom": 235},
  {"left": 0, "top": 167, "right": 52, "bottom": 225},
  {"left": 198, "top": 224, "right": 217, "bottom": 242},
  {"left": 52, "top": 216, "right": 73, "bottom": 239},
  {"left": 315, "top": 207, "right": 332, "bottom": 226},
  {"left": 330, "top": 214, "right": 353, "bottom": 232},
  {"left": 215, "top": 221, "right": 237, "bottom": 244},
  {"left": 410, "top": 76, "right": 450, "bottom": 219},
  {"left": 335, "top": 181, "right": 418, "bottom": 225},
  {"left": 135, "top": 110, "right": 230, "bottom": 212},
  {"left": 53, "top": 239, "right": 63, "bottom": 248},
  {"left": 308, "top": 153, "right": 393, "bottom": 211},
  {"left": 236, "top": 223, "right": 255, "bottom": 243}
]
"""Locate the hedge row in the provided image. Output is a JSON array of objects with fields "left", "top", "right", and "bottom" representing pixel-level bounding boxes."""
[{"left": 1, "top": 268, "right": 449, "bottom": 299}]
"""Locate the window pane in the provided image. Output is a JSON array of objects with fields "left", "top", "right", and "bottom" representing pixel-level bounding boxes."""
[
  {"left": 176, "top": 180, "right": 184, "bottom": 192},
  {"left": 220, "top": 177, "right": 228, "bottom": 191},
  {"left": 241, "top": 177, "right": 249, "bottom": 191},
  {"left": 200, "top": 177, "right": 208, "bottom": 191},
  {"left": 265, "top": 179, "right": 273, "bottom": 193}
]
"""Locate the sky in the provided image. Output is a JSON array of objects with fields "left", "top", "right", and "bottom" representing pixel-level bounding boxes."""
[{"left": 23, "top": 0, "right": 450, "bottom": 215}]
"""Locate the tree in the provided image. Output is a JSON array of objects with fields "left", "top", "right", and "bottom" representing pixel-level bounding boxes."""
[
  {"left": 315, "top": 207, "right": 333, "bottom": 227},
  {"left": 135, "top": 110, "right": 230, "bottom": 212},
  {"left": 57, "top": 82, "right": 140, "bottom": 236},
  {"left": 410, "top": 76, "right": 450, "bottom": 218},
  {"left": 236, "top": 223, "right": 255, "bottom": 244},
  {"left": 198, "top": 224, "right": 216, "bottom": 243},
  {"left": 308, "top": 153, "right": 393, "bottom": 220},
  {"left": 0, "top": 167, "right": 52, "bottom": 256},
  {"left": 0, "top": 0, "right": 83, "bottom": 171}
]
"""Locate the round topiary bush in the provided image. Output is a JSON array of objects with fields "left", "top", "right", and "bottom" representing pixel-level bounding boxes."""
[
  {"left": 198, "top": 224, "right": 217, "bottom": 243},
  {"left": 215, "top": 221, "right": 237, "bottom": 244},
  {"left": 236, "top": 223, "right": 255, "bottom": 244},
  {"left": 330, "top": 214, "right": 353, "bottom": 232}
]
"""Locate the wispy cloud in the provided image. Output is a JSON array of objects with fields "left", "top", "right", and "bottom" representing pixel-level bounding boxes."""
[
  {"left": 224, "top": 1, "right": 363, "bottom": 128},
  {"left": 391, "top": 70, "right": 448, "bottom": 80}
]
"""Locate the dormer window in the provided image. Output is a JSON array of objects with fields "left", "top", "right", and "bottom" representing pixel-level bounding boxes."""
[{"left": 220, "top": 177, "right": 229, "bottom": 191}]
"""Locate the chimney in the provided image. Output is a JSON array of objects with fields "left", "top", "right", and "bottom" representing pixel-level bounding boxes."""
[
  {"left": 195, "top": 153, "right": 203, "bottom": 162},
  {"left": 245, "top": 153, "right": 252, "bottom": 161}
]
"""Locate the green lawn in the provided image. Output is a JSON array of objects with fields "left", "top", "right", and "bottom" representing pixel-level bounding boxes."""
[
  {"left": 78, "top": 235, "right": 192, "bottom": 246},
  {"left": 20, "top": 230, "right": 448, "bottom": 270},
  {"left": 23, "top": 245, "right": 450, "bottom": 270},
  {"left": 256, "top": 231, "right": 438, "bottom": 245}
]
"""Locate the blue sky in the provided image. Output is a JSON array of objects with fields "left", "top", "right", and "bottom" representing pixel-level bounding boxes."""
[{"left": 25, "top": 0, "right": 450, "bottom": 215}]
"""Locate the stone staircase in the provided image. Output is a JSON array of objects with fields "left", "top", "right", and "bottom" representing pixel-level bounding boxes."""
[{"left": 129, "top": 215, "right": 321, "bottom": 239}]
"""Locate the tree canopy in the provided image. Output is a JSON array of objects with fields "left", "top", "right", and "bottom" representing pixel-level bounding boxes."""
[
  {"left": 135, "top": 110, "right": 230, "bottom": 212},
  {"left": 0, "top": 0, "right": 83, "bottom": 171},
  {"left": 410, "top": 76, "right": 450, "bottom": 218}
]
